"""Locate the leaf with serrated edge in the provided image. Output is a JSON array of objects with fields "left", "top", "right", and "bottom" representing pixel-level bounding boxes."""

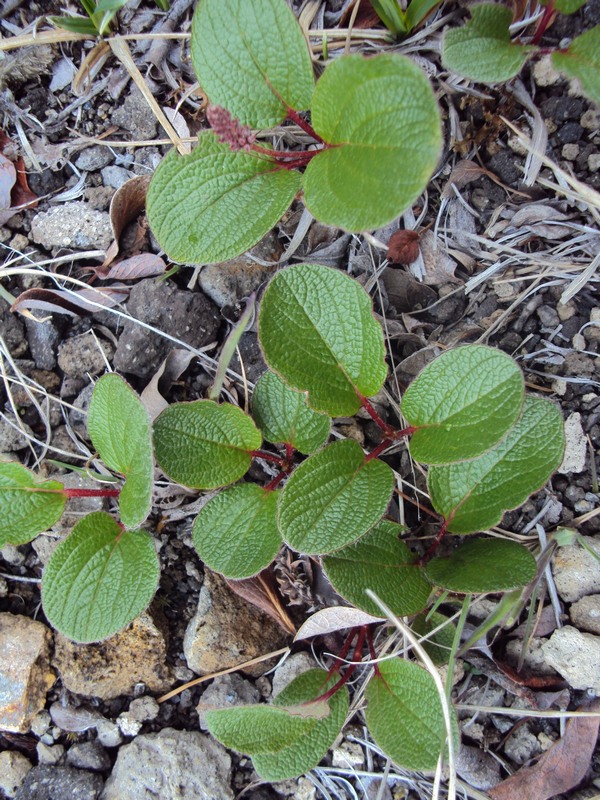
[
  {"left": 278, "top": 439, "right": 394, "bottom": 555},
  {"left": 259, "top": 264, "right": 387, "bottom": 417},
  {"left": 552, "top": 28, "right": 600, "bottom": 107},
  {"left": 42, "top": 511, "right": 159, "bottom": 643},
  {"left": 193, "top": 484, "right": 281, "bottom": 579},
  {"left": 365, "top": 659, "right": 459, "bottom": 770},
  {"left": 323, "top": 520, "right": 431, "bottom": 617},
  {"left": 146, "top": 132, "right": 301, "bottom": 264},
  {"left": 253, "top": 669, "right": 349, "bottom": 781},
  {"left": 428, "top": 396, "right": 564, "bottom": 533},
  {"left": 425, "top": 539, "right": 536, "bottom": 593},
  {"left": 402, "top": 345, "right": 524, "bottom": 464},
  {"left": 294, "top": 607, "right": 385, "bottom": 642},
  {"left": 191, "top": 0, "right": 314, "bottom": 128},
  {"left": 88, "top": 374, "right": 153, "bottom": 529},
  {"left": 153, "top": 400, "right": 261, "bottom": 489},
  {"left": 303, "top": 53, "right": 442, "bottom": 232},
  {"left": 205, "top": 702, "right": 325, "bottom": 756},
  {"left": 253, "top": 371, "right": 330, "bottom": 454},
  {"left": 0, "top": 462, "right": 65, "bottom": 547},
  {"left": 442, "top": 4, "right": 533, "bottom": 83}
]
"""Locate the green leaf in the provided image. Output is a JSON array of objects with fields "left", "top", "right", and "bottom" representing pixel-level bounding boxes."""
[
  {"left": 252, "top": 371, "right": 330, "bottom": 454},
  {"left": 442, "top": 4, "right": 533, "bottom": 83},
  {"left": 0, "top": 462, "right": 66, "bottom": 548},
  {"left": 428, "top": 396, "right": 565, "bottom": 533},
  {"left": 153, "top": 400, "right": 261, "bottom": 489},
  {"left": 278, "top": 439, "right": 394, "bottom": 555},
  {"left": 370, "top": 0, "right": 408, "bottom": 34},
  {"left": 190, "top": 0, "right": 314, "bottom": 128},
  {"left": 402, "top": 345, "right": 524, "bottom": 464},
  {"left": 146, "top": 131, "right": 301, "bottom": 264},
  {"left": 365, "top": 658, "right": 459, "bottom": 770},
  {"left": 88, "top": 374, "right": 153, "bottom": 529},
  {"left": 95, "top": 0, "right": 129, "bottom": 10},
  {"left": 412, "top": 612, "right": 456, "bottom": 665},
  {"left": 302, "top": 54, "right": 442, "bottom": 231},
  {"left": 42, "top": 511, "right": 159, "bottom": 643},
  {"left": 552, "top": 27, "right": 600, "bottom": 106},
  {"left": 49, "top": 15, "right": 101, "bottom": 34},
  {"left": 193, "top": 484, "right": 281, "bottom": 578},
  {"left": 258, "top": 264, "right": 387, "bottom": 417},
  {"left": 425, "top": 538, "right": 536, "bottom": 593},
  {"left": 544, "top": 0, "right": 586, "bottom": 13},
  {"left": 322, "top": 520, "right": 431, "bottom": 617},
  {"left": 405, "top": 0, "right": 443, "bottom": 31},
  {"left": 252, "top": 669, "right": 349, "bottom": 781}
]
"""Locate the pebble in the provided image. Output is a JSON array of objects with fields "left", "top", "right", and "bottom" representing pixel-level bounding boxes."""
[
  {"left": 541, "top": 626, "right": 600, "bottom": 691},
  {"left": 36, "top": 742, "right": 65, "bottom": 766},
  {"left": 331, "top": 741, "right": 365, "bottom": 769},
  {"left": 30, "top": 202, "right": 112, "bottom": 251},
  {"left": 557, "top": 122, "right": 583, "bottom": 144},
  {"left": 557, "top": 300, "right": 577, "bottom": 321},
  {"left": 111, "top": 88, "right": 157, "bottom": 141},
  {"left": 532, "top": 54, "right": 562, "bottom": 86},
  {"left": 552, "top": 536, "right": 600, "bottom": 602},
  {"left": 558, "top": 412, "right": 587, "bottom": 474},
  {"left": 580, "top": 108, "right": 600, "bottom": 130},
  {"left": 95, "top": 719, "right": 123, "bottom": 749},
  {"left": 101, "top": 728, "right": 233, "bottom": 800},
  {"left": 30, "top": 710, "right": 52, "bottom": 737},
  {"left": 196, "top": 673, "right": 260, "bottom": 730},
  {"left": 199, "top": 254, "right": 278, "bottom": 308},
  {"left": 589, "top": 154, "right": 600, "bottom": 173},
  {"left": 0, "top": 613, "right": 56, "bottom": 733},
  {"left": 536, "top": 304, "right": 560, "bottom": 328},
  {"left": 52, "top": 612, "right": 172, "bottom": 700},
  {"left": 65, "top": 742, "right": 111, "bottom": 772},
  {"left": 561, "top": 144, "right": 579, "bottom": 161},
  {"left": 503, "top": 725, "right": 541, "bottom": 765},
  {"left": 101, "top": 165, "right": 134, "bottom": 190},
  {"left": 455, "top": 743, "right": 501, "bottom": 790},
  {"left": 570, "top": 594, "right": 600, "bottom": 635},
  {"left": 0, "top": 414, "right": 34, "bottom": 452},
  {"left": 13, "top": 765, "right": 104, "bottom": 800},
  {"left": 0, "top": 751, "right": 33, "bottom": 799},
  {"left": 57, "top": 333, "right": 114, "bottom": 378},
  {"left": 183, "top": 570, "right": 290, "bottom": 678},
  {"left": 272, "top": 652, "right": 319, "bottom": 697},
  {"left": 0, "top": 300, "right": 27, "bottom": 358},
  {"left": 75, "top": 145, "right": 113, "bottom": 172}
]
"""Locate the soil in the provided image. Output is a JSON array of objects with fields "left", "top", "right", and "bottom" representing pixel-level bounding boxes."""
[{"left": 0, "top": 0, "right": 600, "bottom": 799}]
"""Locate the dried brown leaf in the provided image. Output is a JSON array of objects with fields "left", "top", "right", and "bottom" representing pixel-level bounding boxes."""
[
  {"left": 387, "top": 229, "right": 420, "bottom": 264},
  {"left": 226, "top": 570, "right": 296, "bottom": 636},
  {"left": 419, "top": 231, "right": 460, "bottom": 286},
  {"left": 441, "top": 161, "right": 490, "bottom": 199},
  {"left": 11, "top": 286, "right": 129, "bottom": 318},
  {"left": 140, "top": 349, "right": 197, "bottom": 421},
  {"left": 93, "top": 253, "right": 166, "bottom": 281},
  {"left": 103, "top": 174, "right": 151, "bottom": 268},
  {"left": 489, "top": 699, "right": 600, "bottom": 800}
]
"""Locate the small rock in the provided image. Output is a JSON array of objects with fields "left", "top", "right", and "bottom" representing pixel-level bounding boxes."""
[
  {"left": 533, "top": 54, "right": 562, "bottom": 86},
  {"left": 0, "top": 543, "right": 26, "bottom": 565},
  {"left": 95, "top": 719, "right": 123, "bottom": 749},
  {"left": 184, "top": 571, "right": 290, "bottom": 677},
  {"left": 75, "top": 146, "right": 113, "bottom": 172},
  {"left": 0, "top": 414, "right": 34, "bottom": 451},
  {"left": 111, "top": 88, "right": 157, "bottom": 142},
  {"left": 14, "top": 766, "right": 103, "bottom": 800},
  {"left": 557, "top": 122, "right": 583, "bottom": 144},
  {"left": 124, "top": 696, "right": 160, "bottom": 723},
  {"left": 50, "top": 702, "right": 102, "bottom": 733},
  {"left": 31, "top": 203, "right": 112, "bottom": 251},
  {"left": 36, "top": 742, "right": 65, "bottom": 766},
  {"left": 557, "top": 300, "right": 577, "bottom": 321},
  {"left": 488, "top": 151, "right": 521, "bottom": 186},
  {"left": 117, "top": 715, "right": 143, "bottom": 737},
  {"left": 30, "top": 710, "right": 51, "bottom": 737},
  {"left": 503, "top": 725, "right": 541, "bottom": 765},
  {"left": 0, "top": 299, "right": 27, "bottom": 357},
  {"left": 52, "top": 612, "right": 172, "bottom": 700},
  {"left": 196, "top": 673, "right": 260, "bottom": 730},
  {"left": 331, "top": 741, "right": 365, "bottom": 769},
  {"left": 541, "top": 96, "right": 585, "bottom": 123},
  {"left": 0, "top": 751, "right": 33, "bottom": 798},
  {"left": 580, "top": 108, "right": 600, "bottom": 130},
  {"left": 537, "top": 304, "right": 560, "bottom": 328},
  {"left": 504, "top": 638, "right": 559, "bottom": 676},
  {"left": 113, "top": 279, "right": 220, "bottom": 380},
  {"left": 561, "top": 144, "right": 580, "bottom": 161},
  {"left": 274, "top": 777, "right": 317, "bottom": 800},
  {"left": 541, "top": 626, "right": 600, "bottom": 691},
  {"left": 589, "top": 154, "right": 600, "bottom": 174},
  {"left": 558, "top": 412, "right": 587, "bottom": 474},
  {"left": 552, "top": 536, "right": 600, "bottom": 602},
  {"left": 57, "top": 333, "right": 114, "bottom": 378},
  {"left": 66, "top": 742, "right": 111, "bottom": 773},
  {"left": 455, "top": 743, "right": 501, "bottom": 790},
  {"left": 570, "top": 594, "right": 600, "bottom": 635},
  {"left": 0, "top": 613, "right": 56, "bottom": 733},
  {"left": 101, "top": 165, "right": 134, "bottom": 190},
  {"left": 100, "top": 728, "right": 233, "bottom": 800},
  {"left": 272, "top": 652, "right": 319, "bottom": 697}
]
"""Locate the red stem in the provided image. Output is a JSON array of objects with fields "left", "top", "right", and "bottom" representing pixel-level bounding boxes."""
[
  {"left": 418, "top": 518, "right": 450, "bottom": 564},
  {"left": 249, "top": 450, "right": 286, "bottom": 467},
  {"left": 310, "top": 626, "right": 367, "bottom": 705},
  {"left": 365, "top": 438, "right": 393, "bottom": 462},
  {"left": 63, "top": 488, "right": 121, "bottom": 498},
  {"left": 359, "top": 395, "right": 416, "bottom": 441},
  {"left": 366, "top": 627, "right": 381, "bottom": 677},
  {"left": 285, "top": 107, "right": 325, "bottom": 144},
  {"left": 531, "top": 1, "right": 555, "bottom": 45},
  {"left": 264, "top": 472, "right": 286, "bottom": 492}
]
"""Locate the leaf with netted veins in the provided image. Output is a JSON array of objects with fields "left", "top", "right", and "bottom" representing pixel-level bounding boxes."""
[
  {"left": 259, "top": 264, "right": 387, "bottom": 417},
  {"left": 442, "top": 4, "right": 534, "bottom": 83},
  {"left": 402, "top": 344, "right": 524, "bottom": 464},
  {"left": 0, "top": 462, "right": 65, "bottom": 548},
  {"left": 428, "top": 396, "right": 565, "bottom": 533},
  {"left": 552, "top": 27, "right": 600, "bottom": 107},
  {"left": 42, "top": 511, "right": 159, "bottom": 643}
]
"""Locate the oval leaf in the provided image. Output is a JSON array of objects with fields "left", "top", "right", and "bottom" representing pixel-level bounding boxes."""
[
  {"left": 153, "top": 400, "right": 261, "bottom": 489},
  {"left": 88, "top": 373, "right": 153, "bottom": 529},
  {"left": 365, "top": 658, "right": 459, "bottom": 770},
  {"left": 42, "top": 511, "right": 159, "bottom": 643},
  {"left": 0, "top": 462, "right": 65, "bottom": 547},
  {"left": 259, "top": 264, "right": 387, "bottom": 416},
  {"left": 252, "top": 371, "right": 330, "bottom": 454},
  {"left": 193, "top": 484, "right": 281, "bottom": 579},
  {"left": 191, "top": 0, "right": 314, "bottom": 128},
  {"left": 253, "top": 669, "right": 349, "bottom": 781},
  {"left": 146, "top": 131, "right": 300, "bottom": 264},
  {"left": 402, "top": 345, "right": 524, "bottom": 464},
  {"left": 442, "top": 4, "right": 533, "bottom": 83},
  {"left": 428, "top": 396, "right": 565, "bottom": 533},
  {"left": 278, "top": 439, "right": 394, "bottom": 555},
  {"left": 303, "top": 53, "right": 442, "bottom": 231},
  {"left": 425, "top": 538, "right": 536, "bottom": 593},
  {"left": 323, "top": 520, "right": 432, "bottom": 617},
  {"left": 552, "top": 28, "right": 600, "bottom": 107}
]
